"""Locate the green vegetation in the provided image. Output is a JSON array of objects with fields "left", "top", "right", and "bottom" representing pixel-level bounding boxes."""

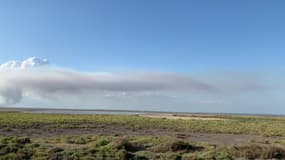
[
  {"left": 1, "top": 112, "right": 285, "bottom": 136},
  {"left": 0, "top": 112, "right": 285, "bottom": 159},
  {"left": 0, "top": 136, "right": 285, "bottom": 160}
]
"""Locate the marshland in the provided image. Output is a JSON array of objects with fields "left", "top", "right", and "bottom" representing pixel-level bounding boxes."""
[{"left": 0, "top": 110, "right": 285, "bottom": 160}]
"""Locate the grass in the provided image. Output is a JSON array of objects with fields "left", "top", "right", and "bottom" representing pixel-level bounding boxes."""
[
  {"left": 1, "top": 112, "right": 285, "bottom": 136},
  {"left": 0, "top": 135, "right": 284, "bottom": 160},
  {"left": 0, "top": 112, "right": 285, "bottom": 159}
]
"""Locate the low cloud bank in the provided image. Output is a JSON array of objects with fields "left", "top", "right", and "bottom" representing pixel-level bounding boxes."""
[
  {"left": 0, "top": 57, "right": 269, "bottom": 107},
  {"left": 0, "top": 58, "right": 215, "bottom": 106}
]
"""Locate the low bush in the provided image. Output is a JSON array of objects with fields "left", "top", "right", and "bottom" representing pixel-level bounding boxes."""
[
  {"left": 115, "top": 138, "right": 145, "bottom": 152},
  {"left": 151, "top": 140, "right": 202, "bottom": 153},
  {"left": 229, "top": 144, "right": 285, "bottom": 159}
]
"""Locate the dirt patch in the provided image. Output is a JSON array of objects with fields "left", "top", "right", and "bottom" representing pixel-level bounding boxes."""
[
  {"left": 140, "top": 114, "right": 227, "bottom": 121},
  {"left": 1, "top": 123, "right": 284, "bottom": 147}
]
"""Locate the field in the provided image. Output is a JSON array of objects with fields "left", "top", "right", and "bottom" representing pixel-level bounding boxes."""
[{"left": 0, "top": 111, "right": 285, "bottom": 159}]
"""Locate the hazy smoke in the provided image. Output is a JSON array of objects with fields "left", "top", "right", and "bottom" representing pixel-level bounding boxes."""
[
  {"left": 0, "top": 87, "right": 22, "bottom": 105},
  {"left": 0, "top": 57, "right": 215, "bottom": 106},
  {"left": 0, "top": 57, "right": 268, "bottom": 107}
]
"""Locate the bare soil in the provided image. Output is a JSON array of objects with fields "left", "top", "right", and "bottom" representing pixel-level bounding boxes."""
[
  {"left": 1, "top": 123, "right": 284, "bottom": 147},
  {"left": 140, "top": 114, "right": 227, "bottom": 121}
]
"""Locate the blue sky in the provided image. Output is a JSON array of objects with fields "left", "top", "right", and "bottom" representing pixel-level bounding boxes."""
[
  {"left": 1, "top": 0, "right": 284, "bottom": 72},
  {"left": 0, "top": 1, "right": 285, "bottom": 114}
]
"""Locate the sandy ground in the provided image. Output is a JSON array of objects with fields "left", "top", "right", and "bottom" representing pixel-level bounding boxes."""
[{"left": 140, "top": 114, "right": 226, "bottom": 121}]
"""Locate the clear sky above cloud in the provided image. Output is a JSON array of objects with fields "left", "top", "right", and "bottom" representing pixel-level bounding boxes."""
[{"left": 0, "top": 1, "right": 284, "bottom": 114}]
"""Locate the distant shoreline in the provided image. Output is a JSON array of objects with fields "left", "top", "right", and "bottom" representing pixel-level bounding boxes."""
[{"left": 0, "top": 107, "right": 284, "bottom": 117}]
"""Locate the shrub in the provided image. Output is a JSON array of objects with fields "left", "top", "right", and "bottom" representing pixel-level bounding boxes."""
[
  {"left": 115, "top": 138, "right": 144, "bottom": 152},
  {"left": 3, "top": 153, "right": 17, "bottom": 160},
  {"left": 152, "top": 140, "right": 202, "bottom": 153},
  {"left": 229, "top": 144, "right": 285, "bottom": 159},
  {"left": 96, "top": 139, "right": 110, "bottom": 147},
  {"left": 47, "top": 152, "right": 63, "bottom": 160},
  {"left": 188, "top": 151, "right": 234, "bottom": 160},
  {"left": 48, "top": 147, "right": 64, "bottom": 154},
  {"left": 0, "top": 147, "right": 9, "bottom": 155},
  {"left": 14, "top": 137, "right": 31, "bottom": 145}
]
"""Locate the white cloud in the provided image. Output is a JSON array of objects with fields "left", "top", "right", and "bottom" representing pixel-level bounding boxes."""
[{"left": 0, "top": 57, "right": 49, "bottom": 70}]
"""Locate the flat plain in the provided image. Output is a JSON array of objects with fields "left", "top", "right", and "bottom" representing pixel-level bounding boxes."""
[{"left": 0, "top": 110, "right": 285, "bottom": 160}]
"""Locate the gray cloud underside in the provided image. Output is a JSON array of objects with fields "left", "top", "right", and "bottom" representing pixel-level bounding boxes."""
[{"left": 0, "top": 68, "right": 216, "bottom": 105}]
